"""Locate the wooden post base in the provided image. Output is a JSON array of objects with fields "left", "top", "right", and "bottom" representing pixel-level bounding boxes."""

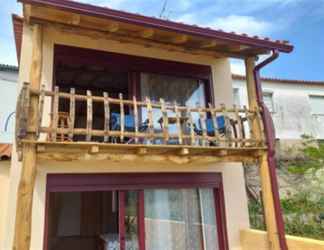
[
  {"left": 259, "top": 153, "right": 281, "bottom": 250},
  {"left": 12, "top": 143, "right": 37, "bottom": 250}
]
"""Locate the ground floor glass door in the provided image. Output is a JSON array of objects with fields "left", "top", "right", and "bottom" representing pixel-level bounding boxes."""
[
  {"left": 45, "top": 174, "right": 227, "bottom": 250},
  {"left": 144, "top": 188, "right": 218, "bottom": 250}
]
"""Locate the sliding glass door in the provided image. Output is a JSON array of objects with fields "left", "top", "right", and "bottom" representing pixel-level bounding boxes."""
[
  {"left": 144, "top": 188, "right": 218, "bottom": 250},
  {"left": 45, "top": 173, "right": 228, "bottom": 250}
]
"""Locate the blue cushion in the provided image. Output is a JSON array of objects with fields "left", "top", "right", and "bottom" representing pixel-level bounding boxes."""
[
  {"left": 111, "top": 113, "right": 135, "bottom": 131},
  {"left": 200, "top": 116, "right": 225, "bottom": 131},
  {"left": 125, "top": 115, "right": 135, "bottom": 129},
  {"left": 216, "top": 116, "right": 225, "bottom": 129}
]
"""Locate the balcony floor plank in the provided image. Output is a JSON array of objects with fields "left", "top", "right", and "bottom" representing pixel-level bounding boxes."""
[{"left": 22, "top": 140, "right": 266, "bottom": 164}]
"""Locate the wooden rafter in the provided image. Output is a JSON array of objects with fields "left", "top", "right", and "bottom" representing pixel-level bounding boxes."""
[
  {"left": 171, "top": 34, "right": 188, "bottom": 44},
  {"left": 26, "top": 5, "right": 249, "bottom": 58},
  {"left": 199, "top": 40, "right": 219, "bottom": 49},
  {"left": 139, "top": 28, "right": 154, "bottom": 39},
  {"left": 104, "top": 22, "right": 119, "bottom": 33}
]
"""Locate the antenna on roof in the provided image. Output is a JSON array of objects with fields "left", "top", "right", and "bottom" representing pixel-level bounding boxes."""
[{"left": 159, "top": 0, "right": 168, "bottom": 18}]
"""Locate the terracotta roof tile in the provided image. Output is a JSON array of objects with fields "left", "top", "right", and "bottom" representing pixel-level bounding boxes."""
[
  {"left": 12, "top": 14, "right": 23, "bottom": 64},
  {"left": 232, "top": 74, "right": 324, "bottom": 86},
  {"left": 0, "top": 144, "right": 12, "bottom": 160}
]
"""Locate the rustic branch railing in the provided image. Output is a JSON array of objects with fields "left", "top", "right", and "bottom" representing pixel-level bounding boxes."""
[{"left": 17, "top": 83, "right": 266, "bottom": 149}]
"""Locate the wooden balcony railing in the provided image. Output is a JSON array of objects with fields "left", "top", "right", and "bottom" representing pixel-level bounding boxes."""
[{"left": 16, "top": 82, "right": 266, "bottom": 152}]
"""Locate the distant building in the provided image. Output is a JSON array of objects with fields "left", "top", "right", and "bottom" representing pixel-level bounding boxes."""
[
  {"left": 233, "top": 74, "right": 324, "bottom": 141},
  {"left": 0, "top": 64, "right": 18, "bottom": 160}
]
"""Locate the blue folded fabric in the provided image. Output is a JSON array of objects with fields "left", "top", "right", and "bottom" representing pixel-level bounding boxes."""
[
  {"left": 201, "top": 116, "right": 225, "bottom": 133},
  {"left": 111, "top": 113, "right": 135, "bottom": 130}
]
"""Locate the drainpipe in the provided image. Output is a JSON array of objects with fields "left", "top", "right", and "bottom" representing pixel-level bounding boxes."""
[{"left": 253, "top": 50, "right": 288, "bottom": 250}]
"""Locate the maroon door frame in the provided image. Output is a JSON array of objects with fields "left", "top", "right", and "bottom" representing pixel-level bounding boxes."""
[
  {"left": 119, "top": 190, "right": 146, "bottom": 250},
  {"left": 138, "top": 191, "right": 146, "bottom": 250},
  {"left": 44, "top": 173, "right": 229, "bottom": 250},
  {"left": 119, "top": 191, "right": 126, "bottom": 250}
]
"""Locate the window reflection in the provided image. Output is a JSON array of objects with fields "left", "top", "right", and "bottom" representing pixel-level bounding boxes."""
[
  {"left": 141, "top": 73, "right": 206, "bottom": 107},
  {"left": 140, "top": 73, "right": 207, "bottom": 143},
  {"left": 144, "top": 188, "right": 219, "bottom": 250}
]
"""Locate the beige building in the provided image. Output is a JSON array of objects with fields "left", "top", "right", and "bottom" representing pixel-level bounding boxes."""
[{"left": 3, "top": 1, "right": 323, "bottom": 250}]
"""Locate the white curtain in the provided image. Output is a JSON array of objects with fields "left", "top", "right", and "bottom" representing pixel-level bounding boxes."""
[{"left": 144, "top": 188, "right": 219, "bottom": 250}]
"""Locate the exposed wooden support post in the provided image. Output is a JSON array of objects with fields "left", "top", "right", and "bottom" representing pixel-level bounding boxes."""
[
  {"left": 245, "top": 57, "right": 263, "bottom": 144},
  {"left": 13, "top": 24, "right": 43, "bottom": 250},
  {"left": 13, "top": 144, "right": 37, "bottom": 250},
  {"left": 259, "top": 153, "right": 281, "bottom": 250},
  {"left": 245, "top": 57, "right": 259, "bottom": 109},
  {"left": 246, "top": 57, "right": 280, "bottom": 250}
]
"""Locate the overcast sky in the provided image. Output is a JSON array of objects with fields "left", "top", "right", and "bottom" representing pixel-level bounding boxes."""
[{"left": 1, "top": 0, "right": 323, "bottom": 80}]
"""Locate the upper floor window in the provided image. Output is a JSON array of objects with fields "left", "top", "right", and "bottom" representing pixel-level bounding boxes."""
[
  {"left": 309, "top": 95, "right": 324, "bottom": 116},
  {"left": 140, "top": 73, "right": 206, "bottom": 107},
  {"left": 233, "top": 88, "right": 240, "bottom": 107},
  {"left": 263, "top": 92, "right": 274, "bottom": 113}
]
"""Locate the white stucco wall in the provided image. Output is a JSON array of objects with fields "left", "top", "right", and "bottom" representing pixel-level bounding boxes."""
[
  {"left": 0, "top": 69, "right": 18, "bottom": 143},
  {"left": 233, "top": 78, "right": 324, "bottom": 140}
]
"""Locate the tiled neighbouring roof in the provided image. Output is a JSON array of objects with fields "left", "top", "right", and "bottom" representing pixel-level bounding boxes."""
[
  {"left": 0, "top": 144, "right": 12, "bottom": 160},
  {"left": 232, "top": 74, "right": 324, "bottom": 86}
]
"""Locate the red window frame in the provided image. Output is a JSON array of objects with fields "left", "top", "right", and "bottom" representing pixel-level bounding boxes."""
[{"left": 44, "top": 173, "right": 229, "bottom": 250}]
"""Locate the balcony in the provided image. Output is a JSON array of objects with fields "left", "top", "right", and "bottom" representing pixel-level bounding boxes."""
[{"left": 16, "top": 82, "right": 266, "bottom": 163}]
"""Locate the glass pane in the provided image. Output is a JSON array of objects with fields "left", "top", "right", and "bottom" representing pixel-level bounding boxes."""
[
  {"left": 263, "top": 93, "right": 274, "bottom": 112},
  {"left": 233, "top": 88, "right": 240, "bottom": 106},
  {"left": 141, "top": 73, "right": 206, "bottom": 107},
  {"left": 47, "top": 191, "right": 121, "bottom": 250},
  {"left": 125, "top": 191, "right": 139, "bottom": 250},
  {"left": 140, "top": 73, "right": 206, "bottom": 144},
  {"left": 144, "top": 188, "right": 219, "bottom": 250},
  {"left": 310, "top": 95, "right": 324, "bottom": 115},
  {"left": 199, "top": 189, "right": 219, "bottom": 250}
]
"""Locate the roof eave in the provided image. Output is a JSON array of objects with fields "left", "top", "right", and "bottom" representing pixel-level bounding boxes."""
[
  {"left": 18, "top": 0, "right": 294, "bottom": 54},
  {"left": 12, "top": 14, "right": 23, "bottom": 65}
]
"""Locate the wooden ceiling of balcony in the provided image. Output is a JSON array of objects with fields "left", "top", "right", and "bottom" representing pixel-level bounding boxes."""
[{"left": 24, "top": 4, "right": 270, "bottom": 59}]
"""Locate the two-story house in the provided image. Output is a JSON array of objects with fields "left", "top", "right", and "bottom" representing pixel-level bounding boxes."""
[{"left": 2, "top": 1, "right": 297, "bottom": 250}]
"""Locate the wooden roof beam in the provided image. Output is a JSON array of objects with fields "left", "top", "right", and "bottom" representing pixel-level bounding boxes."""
[
  {"left": 70, "top": 14, "right": 81, "bottom": 26},
  {"left": 23, "top": 4, "right": 32, "bottom": 23},
  {"left": 139, "top": 28, "right": 154, "bottom": 39},
  {"left": 199, "top": 40, "right": 219, "bottom": 49},
  {"left": 104, "top": 22, "right": 119, "bottom": 33},
  {"left": 171, "top": 34, "right": 188, "bottom": 44},
  {"left": 228, "top": 45, "right": 251, "bottom": 52}
]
